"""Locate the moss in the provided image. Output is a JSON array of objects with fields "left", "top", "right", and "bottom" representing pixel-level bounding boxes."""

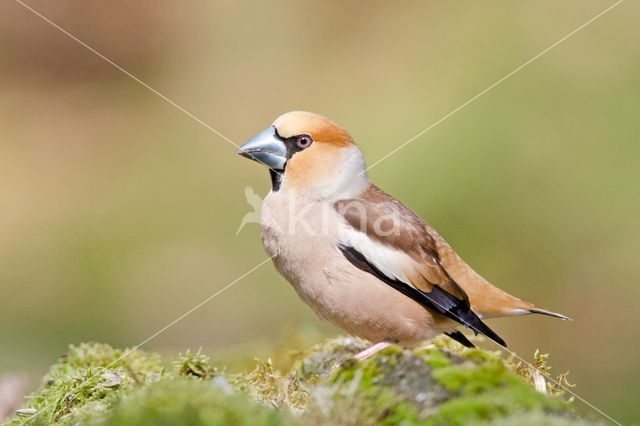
[
  {"left": 508, "top": 349, "right": 577, "bottom": 399},
  {"left": 6, "top": 343, "right": 165, "bottom": 425},
  {"left": 5, "top": 337, "right": 593, "bottom": 426},
  {"left": 235, "top": 358, "right": 307, "bottom": 412},
  {"left": 96, "top": 378, "right": 296, "bottom": 426},
  {"left": 176, "top": 348, "right": 218, "bottom": 379},
  {"left": 305, "top": 337, "right": 584, "bottom": 425},
  {"left": 421, "top": 348, "right": 452, "bottom": 369}
]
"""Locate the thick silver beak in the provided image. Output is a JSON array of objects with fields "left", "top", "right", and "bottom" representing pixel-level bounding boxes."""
[{"left": 236, "top": 127, "right": 287, "bottom": 170}]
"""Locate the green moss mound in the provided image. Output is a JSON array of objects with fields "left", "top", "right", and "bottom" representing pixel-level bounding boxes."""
[{"left": 5, "top": 337, "right": 595, "bottom": 425}]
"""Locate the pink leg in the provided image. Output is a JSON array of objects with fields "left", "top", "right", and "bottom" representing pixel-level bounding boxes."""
[
  {"left": 329, "top": 340, "right": 396, "bottom": 374},
  {"left": 353, "top": 340, "right": 394, "bottom": 361}
]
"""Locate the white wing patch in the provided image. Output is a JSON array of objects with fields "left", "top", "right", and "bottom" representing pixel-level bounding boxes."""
[{"left": 338, "top": 223, "right": 414, "bottom": 284}]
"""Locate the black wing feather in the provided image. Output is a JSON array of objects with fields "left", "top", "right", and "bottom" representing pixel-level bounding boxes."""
[
  {"left": 445, "top": 331, "right": 475, "bottom": 348},
  {"left": 338, "top": 244, "right": 506, "bottom": 347}
]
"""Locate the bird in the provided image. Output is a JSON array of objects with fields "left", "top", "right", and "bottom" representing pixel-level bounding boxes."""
[{"left": 236, "top": 111, "right": 570, "bottom": 359}]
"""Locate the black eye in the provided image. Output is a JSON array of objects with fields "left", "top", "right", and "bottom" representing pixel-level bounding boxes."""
[{"left": 296, "top": 135, "right": 312, "bottom": 149}]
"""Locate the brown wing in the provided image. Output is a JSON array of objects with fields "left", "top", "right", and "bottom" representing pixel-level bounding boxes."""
[
  {"left": 335, "top": 185, "right": 468, "bottom": 302},
  {"left": 335, "top": 185, "right": 506, "bottom": 346}
]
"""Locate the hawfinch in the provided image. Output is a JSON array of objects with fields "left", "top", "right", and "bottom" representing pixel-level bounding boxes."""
[{"left": 237, "top": 111, "right": 569, "bottom": 355}]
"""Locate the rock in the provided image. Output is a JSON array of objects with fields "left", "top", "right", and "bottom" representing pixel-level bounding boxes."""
[{"left": 4, "top": 337, "right": 594, "bottom": 425}]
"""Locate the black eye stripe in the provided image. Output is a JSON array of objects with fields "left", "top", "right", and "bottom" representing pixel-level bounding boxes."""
[
  {"left": 269, "top": 130, "right": 313, "bottom": 192},
  {"left": 274, "top": 131, "right": 313, "bottom": 160}
]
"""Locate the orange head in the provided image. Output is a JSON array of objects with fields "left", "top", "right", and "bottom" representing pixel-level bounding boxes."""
[{"left": 237, "top": 111, "right": 370, "bottom": 200}]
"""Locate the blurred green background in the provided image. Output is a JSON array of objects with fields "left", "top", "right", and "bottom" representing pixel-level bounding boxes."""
[{"left": 1, "top": 0, "right": 638, "bottom": 423}]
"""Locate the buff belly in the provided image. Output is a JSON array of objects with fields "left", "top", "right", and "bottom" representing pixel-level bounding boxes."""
[{"left": 260, "top": 194, "right": 455, "bottom": 346}]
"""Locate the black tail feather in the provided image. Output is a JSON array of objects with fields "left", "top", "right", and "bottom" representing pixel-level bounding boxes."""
[
  {"left": 445, "top": 331, "right": 475, "bottom": 348},
  {"left": 463, "top": 313, "right": 506, "bottom": 347},
  {"left": 428, "top": 286, "right": 507, "bottom": 347}
]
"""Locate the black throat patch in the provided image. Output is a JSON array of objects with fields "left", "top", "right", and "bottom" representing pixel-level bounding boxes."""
[{"left": 270, "top": 169, "right": 283, "bottom": 192}]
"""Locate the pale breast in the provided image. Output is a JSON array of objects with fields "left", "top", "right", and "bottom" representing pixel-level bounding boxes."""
[{"left": 260, "top": 191, "right": 455, "bottom": 346}]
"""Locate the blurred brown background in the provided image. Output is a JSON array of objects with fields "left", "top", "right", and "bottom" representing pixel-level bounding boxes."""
[{"left": 1, "top": 0, "right": 638, "bottom": 423}]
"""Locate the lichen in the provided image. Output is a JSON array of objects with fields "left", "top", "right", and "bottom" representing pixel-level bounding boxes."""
[{"left": 5, "top": 336, "right": 593, "bottom": 426}]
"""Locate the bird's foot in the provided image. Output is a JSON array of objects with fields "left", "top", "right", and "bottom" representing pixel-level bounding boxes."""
[
  {"left": 353, "top": 340, "right": 394, "bottom": 361},
  {"left": 329, "top": 339, "right": 396, "bottom": 375}
]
